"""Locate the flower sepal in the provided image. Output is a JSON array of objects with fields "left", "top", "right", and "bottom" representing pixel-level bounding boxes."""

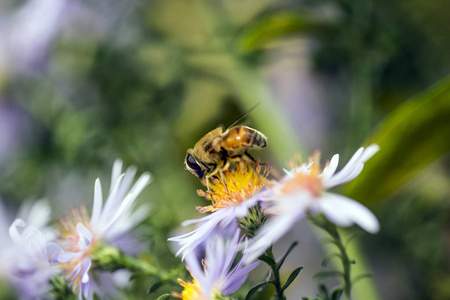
[
  {"left": 237, "top": 204, "right": 266, "bottom": 238},
  {"left": 49, "top": 275, "right": 78, "bottom": 300}
]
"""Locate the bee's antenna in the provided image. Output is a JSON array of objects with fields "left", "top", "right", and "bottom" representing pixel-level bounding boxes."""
[{"left": 227, "top": 103, "right": 260, "bottom": 130}]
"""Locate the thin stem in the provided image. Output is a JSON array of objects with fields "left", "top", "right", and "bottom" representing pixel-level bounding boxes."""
[
  {"left": 91, "top": 243, "right": 179, "bottom": 284},
  {"left": 330, "top": 228, "right": 352, "bottom": 300},
  {"left": 261, "top": 246, "right": 286, "bottom": 300},
  {"left": 309, "top": 217, "right": 353, "bottom": 300}
]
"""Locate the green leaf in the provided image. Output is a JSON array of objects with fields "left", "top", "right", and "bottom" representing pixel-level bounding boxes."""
[
  {"left": 318, "top": 284, "right": 329, "bottom": 300},
  {"left": 313, "top": 270, "right": 344, "bottom": 280},
  {"left": 346, "top": 76, "right": 450, "bottom": 206},
  {"left": 245, "top": 281, "right": 274, "bottom": 300},
  {"left": 302, "top": 297, "right": 317, "bottom": 300},
  {"left": 147, "top": 279, "right": 165, "bottom": 294},
  {"left": 330, "top": 287, "right": 344, "bottom": 300},
  {"left": 344, "top": 232, "right": 365, "bottom": 246},
  {"left": 156, "top": 294, "right": 171, "bottom": 300},
  {"left": 277, "top": 241, "right": 299, "bottom": 270},
  {"left": 237, "top": 12, "right": 334, "bottom": 54},
  {"left": 321, "top": 253, "right": 342, "bottom": 267},
  {"left": 258, "top": 254, "right": 277, "bottom": 269},
  {"left": 281, "top": 267, "right": 303, "bottom": 292}
]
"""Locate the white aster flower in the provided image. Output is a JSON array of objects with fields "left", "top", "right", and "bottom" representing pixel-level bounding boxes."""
[
  {"left": 0, "top": 202, "right": 59, "bottom": 300},
  {"left": 169, "top": 162, "right": 270, "bottom": 260},
  {"left": 244, "top": 145, "right": 380, "bottom": 263},
  {"left": 54, "top": 159, "right": 151, "bottom": 299},
  {"left": 173, "top": 232, "right": 259, "bottom": 300}
]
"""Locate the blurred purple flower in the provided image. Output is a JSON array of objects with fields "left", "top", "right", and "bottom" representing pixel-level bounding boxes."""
[
  {"left": 0, "top": 201, "right": 60, "bottom": 299},
  {"left": 0, "top": 0, "right": 68, "bottom": 73}
]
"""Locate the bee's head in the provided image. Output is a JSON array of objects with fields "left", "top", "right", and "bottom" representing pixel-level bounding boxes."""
[{"left": 184, "top": 151, "right": 206, "bottom": 178}]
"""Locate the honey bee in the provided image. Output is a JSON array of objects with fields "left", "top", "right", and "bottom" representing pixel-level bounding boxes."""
[{"left": 184, "top": 125, "right": 267, "bottom": 179}]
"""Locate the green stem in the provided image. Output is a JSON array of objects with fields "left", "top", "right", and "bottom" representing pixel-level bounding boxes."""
[
  {"left": 309, "top": 217, "right": 353, "bottom": 300},
  {"left": 330, "top": 227, "right": 352, "bottom": 300},
  {"left": 262, "top": 246, "right": 286, "bottom": 300},
  {"left": 91, "top": 243, "right": 179, "bottom": 284}
]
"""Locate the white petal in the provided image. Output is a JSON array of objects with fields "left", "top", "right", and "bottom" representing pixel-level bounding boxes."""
[
  {"left": 110, "top": 159, "right": 123, "bottom": 194},
  {"left": 90, "top": 179, "right": 103, "bottom": 227},
  {"left": 81, "top": 259, "right": 92, "bottom": 283},
  {"left": 115, "top": 166, "right": 138, "bottom": 204},
  {"left": 169, "top": 209, "right": 234, "bottom": 260},
  {"left": 322, "top": 154, "right": 339, "bottom": 179},
  {"left": 19, "top": 200, "right": 51, "bottom": 229},
  {"left": 318, "top": 193, "right": 379, "bottom": 233},
  {"left": 76, "top": 223, "right": 93, "bottom": 250},
  {"left": 9, "top": 218, "right": 26, "bottom": 244},
  {"left": 58, "top": 251, "right": 82, "bottom": 263},
  {"left": 324, "top": 145, "right": 379, "bottom": 188},
  {"left": 102, "top": 173, "right": 151, "bottom": 232},
  {"left": 244, "top": 208, "right": 303, "bottom": 264},
  {"left": 361, "top": 144, "right": 380, "bottom": 161},
  {"left": 46, "top": 242, "right": 64, "bottom": 263},
  {"left": 99, "top": 173, "right": 125, "bottom": 227}
]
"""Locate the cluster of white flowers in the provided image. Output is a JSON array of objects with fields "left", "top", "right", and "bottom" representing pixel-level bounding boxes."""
[
  {"left": 0, "top": 160, "right": 151, "bottom": 300},
  {"left": 169, "top": 145, "right": 380, "bottom": 298}
]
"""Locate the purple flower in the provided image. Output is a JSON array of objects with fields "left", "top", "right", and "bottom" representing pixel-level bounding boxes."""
[
  {"left": 0, "top": 0, "right": 68, "bottom": 73},
  {"left": 173, "top": 232, "right": 259, "bottom": 299}
]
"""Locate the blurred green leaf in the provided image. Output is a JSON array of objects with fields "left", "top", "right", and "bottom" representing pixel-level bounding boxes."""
[
  {"left": 313, "top": 270, "right": 344, "bottom": 280},
  {"left": 156, "top": 294, "right": 171, "bottom": 300},
  {"left": 281, "top": 267, "right": 303, "bottom": 292},
  {"left": 346, "top": 76, "right": 450, "bottom": 205},
  {"left": 330, "top": 287, "right": 344, "bottom": 300},
  {"left": 237, "top": 12, "right": 334, "bottom": 54},
  {"left": 245, "top": 281, "right": 274, "bottom": 300},
  {"left": 277, "top": 241, "right": 298, "bottom": 271}
]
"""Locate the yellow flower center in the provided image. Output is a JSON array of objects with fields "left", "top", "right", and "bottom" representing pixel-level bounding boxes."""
[
  {"left": 173, "top": 279, "right": 208, "bottom": 300},
  {"left": 196, "top": 161, "right": 270, "bottom": 213},
  {"left": 282, "top": 152, "right": 325, "bottom": 197}
]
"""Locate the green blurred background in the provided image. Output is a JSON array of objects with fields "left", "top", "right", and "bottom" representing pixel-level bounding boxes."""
[{"left": 0, "top": 0, "right": 449, "bottom": 299}]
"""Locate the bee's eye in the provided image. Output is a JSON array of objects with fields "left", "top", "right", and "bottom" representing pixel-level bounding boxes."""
[{"left": 185, "top": 154, "right": 204, "bottom": 178}]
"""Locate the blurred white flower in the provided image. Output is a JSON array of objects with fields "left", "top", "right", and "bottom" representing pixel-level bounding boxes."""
[
  {"left": 244, "top": 145, "right": 380, "bottom": 263},
  {"left": 173, "top": 232, "right": 259, "bottom": 300},
  {"left": 0, "top": 202, "right": 60, "bottom": 300},
  {"left": 54, "top": 159, "right": 151, "bottom": 299}
]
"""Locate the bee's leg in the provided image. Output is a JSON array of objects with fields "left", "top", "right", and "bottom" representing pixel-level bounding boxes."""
[
  {"left": 241, "top": 151, "right": 270, "bottom": 183},
  {"left": 205, "top": 165, "right": 217, "bottom": 193},
  {"left": 230, "top": 152, "right": 262, "bottom": 167},
  {"left": 220, "top": 160, "right": 230, "bottom": 193},
  {"left": 206, "top": 177, "right": 210, "bottom": 192},
  {"left": 244, "top": 151, "right": 269, "bottom": 168}
]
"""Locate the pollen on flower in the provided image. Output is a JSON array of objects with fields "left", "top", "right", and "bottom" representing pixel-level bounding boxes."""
[
  {"left": 57, "top": 206, "right": 91, "bottom": 251},
  {"left": 282, "top": 151, "right": 325, "bottom": 197},
  {"left": 196, "top": 161, "right": 270, "bottom": 213},
  {"left": 56, "top": 206, "right": 94, "bottom": 292},
  {"left": 173, "top": 279, "right": 207, "bottom": 300}
]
